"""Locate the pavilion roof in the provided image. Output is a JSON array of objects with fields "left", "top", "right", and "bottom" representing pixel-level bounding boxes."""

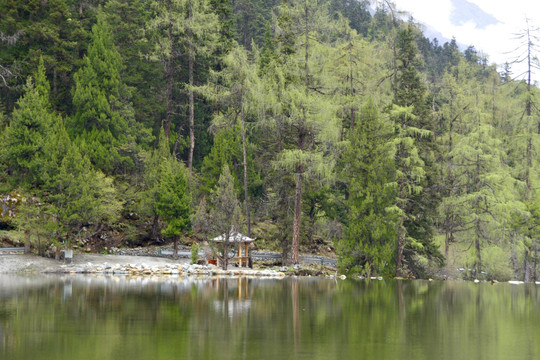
[{"left": 210, "top": 231, "right": 255, "bottom": 243}]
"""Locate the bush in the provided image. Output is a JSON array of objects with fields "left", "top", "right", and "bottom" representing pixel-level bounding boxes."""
[
  {"left": 191, "top": 242, "right": 200, "bottom": 264},
  {"left": 482, "top": 246, "right": 513, "bottom": 281}
]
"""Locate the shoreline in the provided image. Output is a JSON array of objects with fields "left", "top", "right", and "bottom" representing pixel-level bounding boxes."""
[{"left": 0, "top": 254, "right": 287, "bottom": 277}]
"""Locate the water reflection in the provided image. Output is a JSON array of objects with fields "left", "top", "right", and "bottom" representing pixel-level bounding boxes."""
[{"left": 0, "top": 275, "right": 538, "bottom": 360}]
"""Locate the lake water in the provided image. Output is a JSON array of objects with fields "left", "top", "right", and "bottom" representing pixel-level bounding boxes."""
[{"left": 0, "top": 275, "right": 538, "bottom": 360}]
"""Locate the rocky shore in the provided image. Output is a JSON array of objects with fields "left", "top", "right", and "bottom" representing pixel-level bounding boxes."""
[
  {"left": 45, "top": 262, "right": 285, "bottom": 277},
  {"left": 0, "top": 254, "right": 289, "bottom": 277}
]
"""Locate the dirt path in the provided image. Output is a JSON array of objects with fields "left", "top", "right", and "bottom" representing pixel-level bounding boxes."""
[{"left": 0, "top": 254, "right": 190, "bottom": 274}]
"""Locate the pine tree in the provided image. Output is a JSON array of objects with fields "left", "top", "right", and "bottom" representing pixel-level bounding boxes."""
[
  {"left": 207, "top": 164, "right": 243, "bottom": 270},
  {"left": 140, "top": 128, "right": 172, "bottom": 242},
  {"left": 104, "top": 0, "right": 163, "bottom": 133},
  {"left": 147, "top": 0, "right": 220, "bottom": 170},
  {"left": 339, "top": 99, "right": 396, "bottom": 276},
  {"left": 70, "top": 12, "right": 140, "bottom": 174},
  {"left": 390, "top": 24, "right": 442, "bottom": 276},
  {"left": 155, "top": 155, "right": 191, "bottom": 259},
  {"left": 1, "top": 58, "right": 55, "bottom": 186}
]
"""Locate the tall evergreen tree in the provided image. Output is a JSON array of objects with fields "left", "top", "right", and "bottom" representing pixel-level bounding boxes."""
[
  {"left": 339, "top": 99, "right": 396, "bottom": 276},
  {"left": 207, "top": 164, "right": 243, "bottom": 270},
  {"left": 1, "top": 58, "right": 55, "bottom": 186},
  {"left": 70, "top": 12, "right": 143, "bottom": 174},
  {"left": 390, "top": 24, "right": 441, "bottom": 276},
  {"left": 155, "top": 153, "right": 191, "bottom": 259}
]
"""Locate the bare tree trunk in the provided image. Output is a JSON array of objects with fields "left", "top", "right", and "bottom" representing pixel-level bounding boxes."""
[
  {"left": 523, "top": 248, "right": 531, "bottom": 282},
  {"left": 173, "top": 235, "right": 179, "bottom": 260},
  {"left": 24, "top": 230, "right": 31, "bottom": 254},
  {"left": 165, "top": 0, "right": 173, "bottom": 138},
  {"left": 475, "top": 223, "right": 482, "bottom": 277},
  {"left": 396, "top": 219, "right": 404, "bottom": 276},
  {"left": 151, "top": 214, "right": 160, "bottom": 241},
  {"left": 53, "top": 67, "right": 57, "bottom": 111},
  {"left": 308, "top": 199, "right": 316, "bottom": 247},
  {"left": 292, "top": 169, "right": 303, "bottom": 265},
  {"left": 445, "top": 213, "right": 450, "bottom": 258},
  {"left": 240, "top": 83, "right": 250, "bottom": 237},
  {"left": 187, "top": 0, "right": 195, "bottom": 172}
]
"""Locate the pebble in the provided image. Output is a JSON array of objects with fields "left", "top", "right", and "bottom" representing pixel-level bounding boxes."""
[{"left": 43, "top": 263, "right": 285, "bottom": 277}]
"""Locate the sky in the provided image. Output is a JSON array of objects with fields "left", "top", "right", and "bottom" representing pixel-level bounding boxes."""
[{"left": 390, "top": 0, "right": 540, "bottom": 78}]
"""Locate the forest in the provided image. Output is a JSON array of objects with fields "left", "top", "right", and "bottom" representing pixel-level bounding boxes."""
[{"left": 0, "top": 0, "right": 538, "bottom": 281}]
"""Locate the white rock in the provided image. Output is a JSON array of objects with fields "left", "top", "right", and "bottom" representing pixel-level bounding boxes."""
[{"left": 508, "top": 280, "right": 524, "bottom": 285}]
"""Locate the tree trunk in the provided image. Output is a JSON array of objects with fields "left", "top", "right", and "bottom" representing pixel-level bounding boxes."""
[
  {"left": 151, "top": 214, "right": 160, "bottom": 241},
  {"left": 187, "top": 0, "right": 195, "bottom": 172},
  {"left": 523, "top": 248, "right": 531, "bottom": 282},
  {"left": 240, "top": 83, "right": 250, "bottom": 237},
  {"left": 534, "top": 244, "right": 538, "bottom": 282},
  {"left": 308, "top": 199, "right": 316, "bottom": 247},
  {"left": 475, "top": 224, "right": 482, "bottom": 277},
  {"left": 173, "top": 236, "right": 179, "bottom": 260},
  {"left": 24, "top": 230, "right": 31, "bottom": 254},
  {"left": 396, "top": 219, "right": 404, "bottom": 276},
  {"left": 292, "top": 169, "right": 303, "bottom": 265},
  {"left": 221, "top": 239, "right": 229, "bottom": 270},
  {"left": 165, "top": 0, "right": 173, "bottom": 138},
  {"left": 444, "top": 213, "right": 450, "bottom": 258},
  {"left": 53, "top": 67, "right": 57, "bottom": 111}
]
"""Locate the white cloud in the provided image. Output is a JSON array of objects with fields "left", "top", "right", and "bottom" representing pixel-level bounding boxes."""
[{"left": 392, "top": 0, "right": 540, "bottom": 78}]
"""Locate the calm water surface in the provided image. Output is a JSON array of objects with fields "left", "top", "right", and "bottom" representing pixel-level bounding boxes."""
[{"left": 0, "top": 275, "right": 538, "bottom": 360}]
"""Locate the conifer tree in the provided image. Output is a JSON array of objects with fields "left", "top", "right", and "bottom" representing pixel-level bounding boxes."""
[
  {"left": 148, "top": 0, "right": 220, "bottom": 171},
  {"left": 199, "top": 44, "right": 263, "bottom": 236},
  {"left": 269, "top": 0, "right": 339, "bottom": 264},
  {"left": 70, "top": 12, "right": 139, "bottom": 174},
  {"left": 207, "top": 164, "right": 243, "bottom": 270},
  {"left": 155, "top": 155, "right": 191, "bottom": 259},
  {"left": 339, "top": 99, "right": 396, "bottom": 276},
  {"left": 390, "top": 24, "right": 441, "bottom": 276},
  {"left": 140, "top": 129, "right": 172, "bottom": 242},
  {"left": 1, "top": 58, "right": 55, "bottom": 186},
  {"left": 104, "top": 0, "right": 163, "bottom": 132}
]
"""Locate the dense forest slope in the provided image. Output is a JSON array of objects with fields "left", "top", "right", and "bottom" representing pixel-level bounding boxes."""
[{"left": 0, "top": 0, "right": 538, "bottom": 281}]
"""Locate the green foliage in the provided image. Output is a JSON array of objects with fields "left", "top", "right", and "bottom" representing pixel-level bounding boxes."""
[
  {"left": 480, "top": 246, "right": 513, "bottom": 281},
  {"left": 339, "top": 100, "right": 396, "bottom": 276},
  {"left": 200, "top": 127, "right": 242, "bottom": 194},
  {"left": 156, "top": 158, "right": 191, "bottom": 239},
  {"left": 1, "top": 75, "right": 55, "bottom": 186},
  {"left": 0, "top": 0, "right": 539, "bottom": 280},
  {"left": 208, "top": 164, "right": 243, "bottom": 237},
  {"left": 191, "top": 242, "right": 200, "bottom": 264},
  {"left": 49, "top": 143, "right": 122, "bottom": 234},
  {"left": 70, "top": 12, "right": 144, "bottom": 174},
  {"left": 205, "top": 164, "right": 243, "bottom": 269}
]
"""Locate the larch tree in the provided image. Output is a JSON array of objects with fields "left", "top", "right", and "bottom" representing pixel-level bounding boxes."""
[
  {"left": 199, "top": 44, "right": 262, "bottom": 237},
  {"left": 268, "top": 0, "right": 339, "bottom": 264}
]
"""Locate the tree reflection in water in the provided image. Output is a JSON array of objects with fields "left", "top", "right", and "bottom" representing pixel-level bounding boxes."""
[{"left": 0, "top": 275, "right": 538, "bottom": 360}]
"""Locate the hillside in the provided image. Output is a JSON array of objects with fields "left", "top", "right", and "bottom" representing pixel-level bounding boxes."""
[{"left": 0, "top": 0, "right": 538, "bottom": 281}]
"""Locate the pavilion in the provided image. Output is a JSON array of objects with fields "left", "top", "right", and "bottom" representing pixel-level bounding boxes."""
[{"left": 210, "top": 231, "right": 256, "bottom": 267}]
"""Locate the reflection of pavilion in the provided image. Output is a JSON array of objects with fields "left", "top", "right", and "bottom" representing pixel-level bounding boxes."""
[
  {"left": 209, "top": 232, "right": 256, "bottom": 267},
  {"left": 211, "top": 278, "right": 252, "bottom": 317}
]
